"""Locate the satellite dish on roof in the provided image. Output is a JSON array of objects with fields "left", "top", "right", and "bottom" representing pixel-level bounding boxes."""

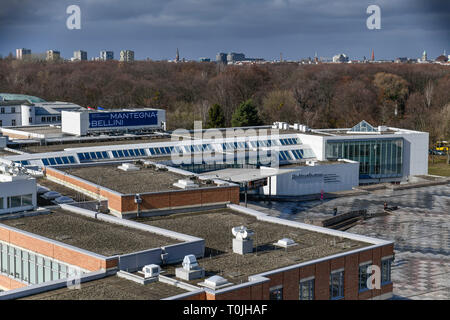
[{"left": 232, "top": 226, "right": 254, "bottom": 240}]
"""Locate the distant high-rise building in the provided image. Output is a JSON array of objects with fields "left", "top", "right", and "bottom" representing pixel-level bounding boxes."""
[
  {"left": 227, "top": 52, "right": 245, "bottom": 64},
  {"left": 176, "top": 48, "right": 180, "bottom": 63},
  {"left": 332, "top": 53, "right": 349, "bottom": 63},
  {"left": 216, "top": 52, "right": 227, "bottom": 64},
  {"left": 371, "top": 49, "right": 375, "bottom": 61},
  {"left": 16, "top": 48, "right": 31, "bottom": 60},
  {"left": 73, "top": 50, "right": 87, "bottom": 61},
  {"left": 46, "top": 50, "right": 61, "bottom": 61},
  {"left": 119, "top": 50, "right": 134, "bottom": 62},
  {"left": 100, "top": 50, "right": 114, "bottom": 61}
]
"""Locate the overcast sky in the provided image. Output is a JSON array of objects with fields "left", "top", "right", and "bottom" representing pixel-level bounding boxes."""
[{"left": 0, "top": 0, "right": 448, "bottom": 61}]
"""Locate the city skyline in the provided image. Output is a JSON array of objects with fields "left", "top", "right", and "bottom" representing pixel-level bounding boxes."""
[{"left": 0, "top": 0, "right": 448, "bottom": 61}]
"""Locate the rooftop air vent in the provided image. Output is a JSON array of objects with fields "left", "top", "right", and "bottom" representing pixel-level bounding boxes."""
[
  {"left": 173, "top": 179, "right": 199, "bottom": 189},
  {"left": 232, "top": 226, "right": 254, "bottom": 255},
  {"left": 198, "top": 275, "right": 233, "bottom": 290},
  {"left": 142, "top": 264, "right": 161, "bottom": 279},
  {"left": 175, "top": 254, "right": 205, "bottom": 281},
  {"left": 274, "top": 238, "right": 298, "bottom": 248},
  {"left": 231, "top": 226, "right": 254, "bottom": 240},
  {"left": 117, "top": 163, "right": 140, "bottom": 172}
]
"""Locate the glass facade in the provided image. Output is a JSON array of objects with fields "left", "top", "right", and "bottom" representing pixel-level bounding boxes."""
[
  {"left": 0, "top": 241, "right": 83, "bottom": 286},
  {"left": 325, "top": 138, "right": 403, "bottom": 179}
]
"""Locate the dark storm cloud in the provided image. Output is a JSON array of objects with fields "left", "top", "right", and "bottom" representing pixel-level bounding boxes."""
[{"left": 0, "top": 0, "right": 448, "bottom": 59}]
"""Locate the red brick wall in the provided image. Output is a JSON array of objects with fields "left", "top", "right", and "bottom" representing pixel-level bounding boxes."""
[
  {"left": 180, "top": 291, "right": 206, "bottom": 300},
  {"left": 0, "top": 274, "right": 27, "bottom": 291},
  {"left": 209, "top": 247, "right": 394, "bottom": 301},
  {"left": 0, "top": 225, "right": 116, "bottom": 272}
]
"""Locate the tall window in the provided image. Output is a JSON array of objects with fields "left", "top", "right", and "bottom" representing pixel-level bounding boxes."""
[
  {"left": 11, "top": 107, "right": 15, "bottom": 113},
  {"left": 269, "top": 286, "right": 283, "bottom": 300},
  {"left": 381, "top": 258, "right": 393, "bottom": 284},
  {"left": 330, "top": 270, "right": 345, "bottom": 300},
  {"left": 359, "top": 263, "right": 372, "bottom": 292},
  {"left": 0, "top": 197, "right": 3, "bottom": 209},
  {"left": 299, "top": 278, "right": 314, "bottom": 300},
  {"left": 1, "top": 107, "right": 4, "bottom": 114},
  {"left": 0, "top": 241, "right": 83, "bottom": 285},
  {"left": 11, "top": 119, "right": 16, "bottom": 126}
]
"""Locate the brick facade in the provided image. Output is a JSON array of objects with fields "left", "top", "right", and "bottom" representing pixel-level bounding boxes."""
[
  {"left": 207, "top": 246, "right": 394, "bottom": 301},
  {"left": 0, "top": 274, "right": 27, "bottom": 291}
]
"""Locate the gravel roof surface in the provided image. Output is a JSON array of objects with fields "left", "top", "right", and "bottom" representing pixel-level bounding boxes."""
[
  {"left": 1, "top": 209, "right": 180, "bottom": 256},
  {"left": 22, "top": 275, "right": 188, "bottom": 300},
  {"left": 136, "top": 209, "right": 370, "bottom": 283},
  {"left": 61, "top": 163, "right": 208, "bottom": 194}
]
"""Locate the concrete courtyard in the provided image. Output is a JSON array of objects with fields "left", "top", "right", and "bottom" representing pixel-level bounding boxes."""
[{"left": 249, "top": 183, "right": 450, "bottom": 300}]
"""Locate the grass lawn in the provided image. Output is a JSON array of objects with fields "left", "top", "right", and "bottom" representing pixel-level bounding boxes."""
[{"left": 428, "top": 155, "right": 450, "bottom": 177}]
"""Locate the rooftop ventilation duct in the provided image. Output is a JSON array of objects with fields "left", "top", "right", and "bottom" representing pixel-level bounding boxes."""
[
  {"left": 175, "top": 254, "right": 205, "bottom": 281},
  {"left": 142, "top": 264, "right": 161, "bottom": 279},
  {"left": 232, "top": 226, "right": 254, "bottom": 240},
  {"left": 232, "top": 226, "right": 254, "bottom": 255}
]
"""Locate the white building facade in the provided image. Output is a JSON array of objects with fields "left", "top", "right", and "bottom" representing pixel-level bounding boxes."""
[
  {"left": 0, "top": 167, "right": 37, "bottom": 215},
  {"left": 61, "top": 108, "right": 166, "bottom": 136},
  {"left": 0, "top": 94, "right": 84, "bottom": 127}
]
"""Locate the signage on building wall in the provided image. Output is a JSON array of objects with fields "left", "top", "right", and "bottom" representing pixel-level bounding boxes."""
[
  {"left": 291, "top": 173, "right": 324, "bottom": 184},
  {"left": 88, "top": 111, "right": 158, "bottom": 128}
]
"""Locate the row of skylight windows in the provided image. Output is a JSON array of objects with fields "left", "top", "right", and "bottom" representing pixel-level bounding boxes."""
[
  {"left": 77, "top": 151, "right": 110, "bottom": 161},
  {"left": 291, "top": 149, "right": 305, "bottom": 159},
  {"left": 34, "top": 138, "right": 303, "bottom": 166},
  {"left": 280, "top": 138, "right": 299, "bottom": 145},
  {"left": 111, "top": 149, "right": 146, "bottom": 158},
  {"left": 149, "top": 146, "right": 175, "bottom": 155},
  {"left": 249, "top": 140, "right": 278, "bottom": 148},
  {"left": 222, "top": 142, "right": 249, "bottom": 150},
  {"left": 42, "top": 156, "right": 76, "bottom": 166},
  {"left": 278, "top": 150, "right": 292, "bottom": 161}
]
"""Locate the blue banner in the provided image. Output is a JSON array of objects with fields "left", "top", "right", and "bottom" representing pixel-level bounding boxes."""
[{"left": 88, "top": 111, "right": 158, "bottom": 128}]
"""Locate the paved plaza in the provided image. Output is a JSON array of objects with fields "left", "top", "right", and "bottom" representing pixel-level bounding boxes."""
[{"left": 250, "top": 183, "right": 450, "bottom": 300}]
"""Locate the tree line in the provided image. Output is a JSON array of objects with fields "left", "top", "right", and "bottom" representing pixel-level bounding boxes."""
[{"left": 0, "top": 58, "right": 448, "bottom": 143}]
